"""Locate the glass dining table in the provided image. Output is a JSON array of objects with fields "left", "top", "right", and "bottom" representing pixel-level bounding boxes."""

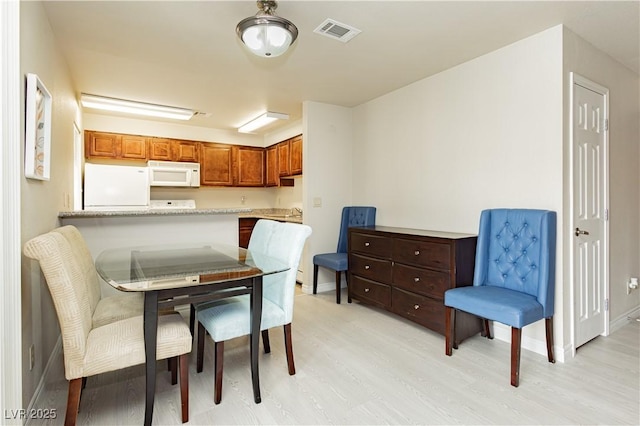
[{"left": 95, "top": 242, "right": 289, "bottom": 426}]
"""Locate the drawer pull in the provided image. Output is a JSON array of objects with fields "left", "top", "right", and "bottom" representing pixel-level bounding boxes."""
[
  {"left": 364, "top": 288, "right": 370, "bottom": 292},
  {"left": 414, "top": 304, "right": 420, "bottom": 310},
  {"left": 414, "top": 277, "right": 420, "bottom": 282},
  {"left": 364, "top": 242, "right": 370, "bottom": 247},
  {"left": 414, "top": 250, "right": 420, "bottom": 256},
  {"left": 364, "top": 265, "right": 370, "bottom": 270}
]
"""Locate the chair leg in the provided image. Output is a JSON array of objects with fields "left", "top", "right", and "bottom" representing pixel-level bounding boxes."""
[
  {"left": 179, "top": 353, "right": 189, "bottom": 423},
  {"left": 545, "top": 317, "right": 556, "bottom": 363},
  {"left": 335, "top": 271, "right": 342, "bottom": 304},
  {"left": 65, "top": 378, "right": 83, "bottom": 426},
  {"left": 346, "top": 271, "right": 352, "bottom": 303},
  {"left": 483, "top": 319, "right": 493, "bottom": 339},
  {"left": 445, "top": 306, "right": 455, "bottom": 356},
  {"left": 262, "top": 329, "right": 271, "bottom": 354},
  {"left": 189, "top": 304, "right": 196, "bottom": 338},
  {"left": 283, "top": 323, "right": 296, "bottom": 375},
  {"left": 214, "top": 341, "right": 224, "bottom": 404},
  {"left": 511, "top": 327, "right": 522, "bottom": 387},
  {"left": 313, "top": 265, "right": 319, "bottom": 294},
  {"left": 81, "top": 377, "right": 87, "bottom": 389},
  {"left": 197, "top": 321, "right": 206, "bottom": 373},
  {"left": 169, "top": 357, "right": 178, "bottom": 385}
]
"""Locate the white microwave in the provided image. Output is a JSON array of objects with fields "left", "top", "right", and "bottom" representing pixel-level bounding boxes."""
[{"left": 148, "top": 161, "right": 200, "bottom": 187}]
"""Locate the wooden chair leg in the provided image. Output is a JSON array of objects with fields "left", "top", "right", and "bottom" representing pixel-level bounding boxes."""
[
  {"left": 545, "top": 317, "right": 556, "bottom": 363},
  {"left": 284, "top": 323, "right": 296, "bottom": 375},
  {"left": 214, "top": 341, "right": 224, "bottom": 404},
  {"left": 189, "top": 304, "right": 196, "bottom": 338},
  {"left": 445, "top": 306, "right": 455, "bottom": 356},
  {"left": 335, "top": 270, "right": 342, "bottom": 304},
  {"left": 346, "top": 270, "right": 352, "bottom": 303},
  {"left": 179, "top": 353, "right": 189, "bottom": 423},
  {"left": 313, "top": 265, "right": 319, "bottom": 294},
  {"left": 169, "top": 357, "right": 178, "bottom": 385},
  {"left": 483, "top": 319, "right": 493, "bottom": 339},
  {"left": 262, "top": 329, "right": 271, "bottom": 354},
  {"left": 65, "top": 378, "right": 83, "bottom": 426},
  {"left": 197, "top": 321, "right": 206, "bottom": 373},
  {"left": 511, "top": 327, "right": 522, "bottom": 387},
  {"left": 81, "top": 377, "right": 87, "bottom": 389}
]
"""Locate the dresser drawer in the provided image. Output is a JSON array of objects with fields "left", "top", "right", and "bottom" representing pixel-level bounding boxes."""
[
  {"left": 350, "top": 253, "right": 392, "bottom": 283},
  {"left": 350, "top": 232, "right": 392, "bottom": 259},
  {"left": 350, "top": 275, "right": 391, "bottom": 309},
  {"left": 393, "top": 263, "right": 451, "bottom": 300},
  {"left": 391, "top": 288, "right": 445, "bottom": 334},
  {"left": 393, "top": 238, "right": 450, "bottom": 270}
]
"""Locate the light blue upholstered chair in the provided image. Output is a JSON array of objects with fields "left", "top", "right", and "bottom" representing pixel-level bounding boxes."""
[
  {"left": 444, "top": 209, "right": 557, "bottom": 387},
  {"left": 313, "top": 206, "right": 376, "bottom": 304},
  {"left": 195, "top": 219, "right": 312, "bottom": 404}
]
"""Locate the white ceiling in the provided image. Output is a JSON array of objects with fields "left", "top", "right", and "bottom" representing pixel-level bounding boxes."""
[{"left": 42, "top": 1, "right": 639, "bottom": 134}]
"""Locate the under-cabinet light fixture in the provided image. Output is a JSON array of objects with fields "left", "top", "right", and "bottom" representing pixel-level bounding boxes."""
[
  {"left": 238, "top": 111, "right": 289, "bottom": 133},
  {"left": 80, "top": 94, "right": 195, "bottom": 121}
]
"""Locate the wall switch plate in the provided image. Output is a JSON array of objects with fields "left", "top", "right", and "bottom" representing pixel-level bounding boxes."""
[{"left": 313, "top": 197, "right": 322, "bottom": 207}]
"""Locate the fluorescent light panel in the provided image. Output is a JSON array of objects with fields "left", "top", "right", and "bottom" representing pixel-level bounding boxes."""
[
  {"left": 238, "top": 111, "right": 289, "bottom": 133},
  {"left": 80, "top": 94, "right": 194, "bottom": 121}
]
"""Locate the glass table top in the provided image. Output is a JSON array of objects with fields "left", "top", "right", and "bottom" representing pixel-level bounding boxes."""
[{"left": 95, "top": 242, "right": 289, "bottom": 291}]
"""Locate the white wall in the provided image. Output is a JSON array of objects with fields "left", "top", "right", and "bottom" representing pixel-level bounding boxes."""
[
  {"left": 351, "top": 27, "right": 565, "bottom": 356},
  {"left": 302, "top": 101, "right": 354, "bottom": 292},
  {"left": 563, "top": 28, "right": 640, "bottom": 328},
  {"left": 20, "top": 0, "right": 78, "bottom": 407}
]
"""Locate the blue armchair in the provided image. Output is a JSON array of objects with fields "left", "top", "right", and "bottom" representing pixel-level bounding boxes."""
[
  {"left": 313, "top": 206, "right": 376, "bottom": 304},
  {"left": 444, "top": 208, "right": 557, "bottom": 387}
]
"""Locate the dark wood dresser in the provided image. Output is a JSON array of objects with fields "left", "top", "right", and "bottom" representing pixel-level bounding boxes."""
[{"left": 348, "top": 226, "right": 483, "bottom": 342}]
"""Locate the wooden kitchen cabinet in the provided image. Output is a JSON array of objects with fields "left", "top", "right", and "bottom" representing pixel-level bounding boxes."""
[
  {"left": 148, "top": 138, "right": 199, "bottom": 162},
  {"left": 348, "top": 226, "right": 483, "bottom": 341},
  {"left": 278, "top": 139, "right": 291, "bottom": 177},
  {"left": 290, "top": 134, "right": 303, "bottom": 175},
  {"left": 239, "top": 217, "right": 260, "bottom": 248},
  {"left": 85, "top": 130, "right": 147, "bottom": 160},
  {"left": 236, "top": 146, "right": 265, "bottom": 187},
  {"left": 265, "top": 144, "right": 279, "bottom": 187},
  {"left": 200, "top": 142, "right": 234, "bottom": 186}
]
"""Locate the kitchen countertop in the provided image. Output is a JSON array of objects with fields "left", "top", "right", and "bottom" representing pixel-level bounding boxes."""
[
  {"left": 58, "top": 207, "right": 252, "bottom": 219},
  {"left": 239, "top": 208, "right": 303, "bottom": 224}
]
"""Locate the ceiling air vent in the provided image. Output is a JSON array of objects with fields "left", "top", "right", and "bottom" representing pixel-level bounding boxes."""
[{"left": 313, "top": 19, "right": 361, "bottom": 43}]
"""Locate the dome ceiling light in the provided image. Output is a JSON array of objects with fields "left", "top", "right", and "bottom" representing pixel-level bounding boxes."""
[{"left": 236, "top": 0, "right": 299, "bottom": 58}]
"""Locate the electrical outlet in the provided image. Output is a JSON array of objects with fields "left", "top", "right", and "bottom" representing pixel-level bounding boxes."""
[
  {"left": 628, "top": 277, "right": 639, "bottom": 295},
  {"left": 29, "top": 345, "right": 35, "bottom": 371}
]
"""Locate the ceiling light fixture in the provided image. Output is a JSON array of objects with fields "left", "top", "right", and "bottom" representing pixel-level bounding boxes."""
[
  {"left": 80, "top": 94, "right": 195, "bottom": 121},
  {"left": 238, "top": 111, "right": 289, "bottom": 133},
  {"left": 236, "top": 0, "right": 298, "bottom": 58}
]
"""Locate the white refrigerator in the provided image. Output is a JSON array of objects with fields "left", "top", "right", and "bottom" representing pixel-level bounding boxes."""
[{"left": 84, "top": 163, "right": 150, "bottom": 210}]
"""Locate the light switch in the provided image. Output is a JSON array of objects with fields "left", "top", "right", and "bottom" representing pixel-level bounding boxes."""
[{"left": 313, "top": 197, "right": 322, "bottom": 207}]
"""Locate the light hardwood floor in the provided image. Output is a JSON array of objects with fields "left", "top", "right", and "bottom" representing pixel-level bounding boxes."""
[{"left": 28, "top": 289, "right": 639, "bottom": 425}]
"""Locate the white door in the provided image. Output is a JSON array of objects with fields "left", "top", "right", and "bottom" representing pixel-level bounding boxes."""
[{"left": 572, "top": 74, "right": 609, "bottom": 349}]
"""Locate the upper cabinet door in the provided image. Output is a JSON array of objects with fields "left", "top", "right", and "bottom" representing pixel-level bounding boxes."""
[
  {"left": 174, "top": 140, "right": 200, "bottom": 162},
  {"left": 120, "top": 135, "right": 147, "bottom": 160},
  {"left": 85, "top": 131, "right": 120, "bottom": 158},
  {"left": 237, "top": 146, "right": 265, "bottom": 187},
  {"left": 278, "top": 140, "right": 291, "bottom": 177},
  {"left": 290, "top": 135, "right": 303, "bottom": 175},
  {"left": 148, "top": 138, "right": 173, "bottom": 161},
  {"left": 265, "top": 145, "right": 279, "bottom": 187},
  {"left": 200, "top": 143, "right": 234, "bottom": 186}
]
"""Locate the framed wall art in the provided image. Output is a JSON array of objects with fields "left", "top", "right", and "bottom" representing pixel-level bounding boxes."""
[{"left": 24, "top": 73, "right": 52, "bottom": 180}]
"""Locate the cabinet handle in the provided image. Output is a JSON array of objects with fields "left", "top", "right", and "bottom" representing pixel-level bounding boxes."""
[
  {"left": 414, "top": 304, "right": 420, "bottom": 310},
  {"left": 364, "top": 242, "right": 370, "bottom": 247},
  {"left": 414, "top": 277, "right": 420, "bottom": 282},
  {"left": 414, "top": 250, "right": 420, "bottom": 256},
  {"left": 364, "top": 288, "right": 370, "bottom": 292},
  {"left": 364, "top": 265, "right": 370, "bottom": 270}
]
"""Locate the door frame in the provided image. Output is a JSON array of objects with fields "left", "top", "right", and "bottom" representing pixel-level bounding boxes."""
[{"left": 568, "top": 72, "right": 610, "bottom": 357}]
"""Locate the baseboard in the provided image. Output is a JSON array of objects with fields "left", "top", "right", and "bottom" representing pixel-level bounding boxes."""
[
  {"left": 26, "top": 337, "right": 62, "bottom": 425},
  {"left": 300, "top": 280, "right": 345, "bottom": 295},
  {"left": 491, "top": 323, "right": 567, "bottom": 363},
  {"left": 609, "top": 305, "right": 640, "bottom": 334}
]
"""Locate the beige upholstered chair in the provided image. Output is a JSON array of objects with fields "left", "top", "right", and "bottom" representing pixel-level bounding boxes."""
[
  {"left": 24, "top": 226, "right": 192, "bottom": 425},
  {"left": 195, "top": 219, "right": 312, "bottom": 404}
]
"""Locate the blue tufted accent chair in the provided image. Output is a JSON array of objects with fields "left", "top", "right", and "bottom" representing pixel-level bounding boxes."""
[
  {"left": 313, "top": 206, "right": 376, "bottom": 304},
  {"left": 444, "top": 208, "right": 557, "bottom": 387}
]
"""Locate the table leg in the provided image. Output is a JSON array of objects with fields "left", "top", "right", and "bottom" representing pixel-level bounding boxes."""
[
  {"left": 250, "top": 276, "right": 263, "bottom": 404},
  {"left": 144, "top": 291, "right": 159, "bottom": 426}
]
